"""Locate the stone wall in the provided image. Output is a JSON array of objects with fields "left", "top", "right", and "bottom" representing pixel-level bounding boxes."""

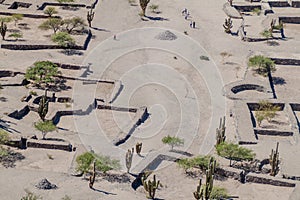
[
  {"left": 27, "top": 140, "right": 72, "bottom": 152},
  {"left": 55, "top": 63, "right": 83, "bottom": 70},
  {"left": 0, "top": 11, "right": 53, "bottom": 18},
  {"left": 247, "top": 102, "right": 285, "bottom": 111},
  {"left": 268, "top": 1, "right": 290, "bottom": 7},
  {"left": 1, "top": 44, "right": 84, "bottom": 50},
  {"left": 292, "top": 1, "right": 300, "bottom": 7},
  {"left": 254, "top": 128, "right": 293, "bottom": 136},
  {"left": 231, "top": 84, "right": 265, "bottom": 94},
  {"left": 234, "top": 5, "right": 261, "bottom": 12},
  {"left": 270, "top": 57, "right": 300, "bottom": 65},
  {"left": 0, "top": 70, "right": 18, "bottom": 78},
  {"left": 246, "top": 174, "right": 296, "bottom": 187},
  {"left": 279, "top": 16, "right": 300, "bottom": 24},
  {"left": 37, "top": 2, "right": 86, "bottom": 10},
  {"left": 290, "top": 103, "right": 300, "bottom": 111},
  {"left": 8, "top": 1, "right": 32, "bottom": 9},
  {"left": 97, "top": 104, "right": 137, "bottom": 113}
]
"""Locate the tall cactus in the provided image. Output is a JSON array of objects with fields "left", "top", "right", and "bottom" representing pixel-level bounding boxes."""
[
  {"left": 87, "top": 8, "right": 95, "bottom": 27},
  {"left": 139, "top": 0, "right": 150, "bottom": 16},
  {"left": 269, "top": 142, "right": 279, "bottom": 176},
  {"left": 193, "top": 179, "right": 204, "bottom": 200},
  {"left": 125, "top": 148, "right": 134, "bottom": 173},
  {"left": 136, "top": 142, "right": 142, "bottom": 155},
  {"left": 89, "top": 161, "right": 96, "bottom": 189},
  {"left": 216, "top": 116, "right": 226, "bottom": 146},
  {"left": 38, "top": 90, "right": 49, "bottom": 121},
  {"left": 0, "top": 21, "right": 7, "bottom": 40},
  {"left": 142, "top": 174, "right": 160, "bottom": 199},
  {"left": 193, "top": 157, "right": 215, "bottom": 200},
  {"left": 223, "top": 18, "right": 233, "bottom": 34}
]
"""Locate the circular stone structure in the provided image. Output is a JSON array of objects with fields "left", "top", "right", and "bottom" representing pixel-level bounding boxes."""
[{"left": 72, "top": 27, "right": 225, "bottom": 167}]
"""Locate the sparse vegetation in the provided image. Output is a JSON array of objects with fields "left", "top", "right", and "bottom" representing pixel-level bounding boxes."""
[
  {"left": 21, "top": 190, "right": 41, "bottom": 200},
  {"left": 149, "top": 4, "right": 159, "bottom": 13},
  {"left": 255, "top": 100, "right": 281, "bottom": 127},
  {"left": 8, "top": 32, "right": 23, "bottom": 41},
  {"left": 177, "top": 155, "right": 217, "bottom": 172},
  {"left": 29, "top": 91, "right": 37, "bottom": 96},
  {"left": 76, "top": 152, "right": 120, "bottom": 174},
  {"left": 51, "top": 32, "right": 75, "bottom": 47},
  {"left": 200, "top": 55, "right": 210, "bottom": 61},
  {"left": 252, "top": 8, "right": 261, "bottom": 15},
  {"left": 63, "top": 17, "right": 86, "bottom": 34},
  {"left": 11, "top": 14, "right": 23, "bottom": 26},
  {"left": 162, "top": 135, "right": 184, "bottom": 150},
  {"left": 210, "top": 186, "right": 229, "bottom": 199}
]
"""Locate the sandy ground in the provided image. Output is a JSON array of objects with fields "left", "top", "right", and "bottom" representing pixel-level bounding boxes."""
[{"left": 1, "top": 0, "right": 300, "bottom": 199}]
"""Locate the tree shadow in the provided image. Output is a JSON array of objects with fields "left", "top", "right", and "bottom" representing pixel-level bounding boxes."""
[
  {"left": 0, "top": 119, "right": 19, "bottom": 133},
  {"left": 273, "top": 77, "right": 286, "bottom": 85},
  {"left": 170, "top": 149, "right": 193, "bottom": 157},
  {"left": 0, "top": 149, "right": 25, "bottom": 168}
]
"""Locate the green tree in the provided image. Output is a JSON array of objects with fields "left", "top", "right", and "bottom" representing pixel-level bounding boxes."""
[
  {"left": 216, "top": 142, "right": 255, "bottom": 167},
  {"left": 63, "top": 17, "right": 86, "bottom": 34},
  {"left": 162, "top": 135, "right": 184, "bottom": 150},
  {"left": 11, "top": 14, "right": 23, "bottom": 26},
  {"left": 25, "top": 61, "right": 60, "bottom": 85},
  {"left": 34, "top": 120, "right": 56, "bottom": 139},
  {"left": 76, "top": 152, "right": 120, "bottom": 174},
  {"left": 248, "top": 55, "right": 277, "bottom": 98},
  {"left": 8, "top": 32, "right": 22, "bottom": 41},
  {"left": 51, "top": 32, "right": 75, "bottom": 47},
  {"left": 139, "top": 0, "right": 150, "bottom": 16},
  {"left": 44, "top": 7, "right": 58, "bottom": 17},
  {"left": 39, "top": 18, "right": 63, "bottom": 34}
]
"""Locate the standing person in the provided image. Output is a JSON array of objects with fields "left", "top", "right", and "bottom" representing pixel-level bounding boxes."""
[
  {"left": 182, "top": 8, "right": 187, "bottom": 15},
  {"left": 190, "top": 21, "right": 192, "bottom": 28},
  {"left": 193, "top": 21, "right": 196, "bottom": 28},
  {"left": 113, "top": 35, "right": 117, "bottom": 40}
]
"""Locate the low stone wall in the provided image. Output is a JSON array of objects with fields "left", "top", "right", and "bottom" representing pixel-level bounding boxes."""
[
  {"left": 54, "top": 63, "right": 82, "bottom": 70},
  {"left": 0, "top": 70, "right": 18, "bottom": 78},
  {"left": 292, "top": 1, "right": 300, "bottom": 7},
  {"left": 8, "top": 1, "right": 32, "bottom": 9},
  {"left": 290, "top": 103, "right": 300, "bottom": 111},
  {"left": 279, "top": 16, "right": 300, "bottom": 24},
  {"left": 246, "top": 174, "right": 296, "bottom": 187},
  {"left": 97, "top": 105, "right": 137, "bottom": 113},
  {"left": 270, "top": 58, "right": 300, "bottom": 65},
  {"left": 268, "top": 1, "right": 290, "bottom": 7},
  {"left": 57, "top": 97, "right": 73, "bottom": 103},
  {"left": 234, "top": 5, "right": 261, "bottom": 12},
  {"left": 37, "top": 2, "right": 86, "bottom": 10},
  {"left": 1, "top": 44, "right": 84, "bottom": 50},
  {"left": 254, "top": 128, "right": 293, "bottom": 136},
  {"left": 0, "top": 11, "right": 53, "bottom": 18},
  {"left": 283, "top": 174, "right": 300, "bottom": 181},
  {"left": 231, "top": 84, "right": 265, "bottom": 94},
  {"left": 247, "top": 102, "right": 285, "bottom": 111},
  {"left": 27, "top": 140, "right": 72, "bottom": 152}
]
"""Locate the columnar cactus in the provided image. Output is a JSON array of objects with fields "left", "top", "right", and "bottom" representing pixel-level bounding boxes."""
[
  {"left": 136, "top": 142, "right": 142, "bottom": 155},
  {"left": 125, "top": 148, "right": 134, "bottom": 173},
  {"left": 193, "top": 179, "right": 204, "bottom": 200},
  {"left": 228, "top": 0, "right": 233, "bottom": 6},
  {"left": 204, "top": 157, "right": 215, "bottom": 200},
  {"left": 270, "top": 142, "right": 279, "bottom": 176},
  {"left": 142, "top": 174, "right": 160, "bottom": 199},
  {"left": 0, "top": 21, "right": 7, "bottom": 40},
  {"left": 216, "top": 116, "right": 226, "bottom": 146},
  {"left": 89, "top": 161, "right": 96, "bottom": 189},
  {"left": 38, "top": 90, "right": 49, "bottom": 121},
  {"left": 223, "top": 18, "right": 233, "bottom": 34},
  {"left": 139, "top": 0, "right": 150, "bottom": 16},
  {"left": 87, "top": 8, "right": 95, "bottom": 27}
]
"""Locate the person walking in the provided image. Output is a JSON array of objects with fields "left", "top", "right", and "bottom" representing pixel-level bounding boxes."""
[{"left": 192, "top": 21, "right": 196, "bottom": 28}]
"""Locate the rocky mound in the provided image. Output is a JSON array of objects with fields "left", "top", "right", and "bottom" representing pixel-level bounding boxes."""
[
  {"left": 35, "top": 178, "right": 57, "bottom": 190},
  {"left": 155, "top": 30, "right": 177, "bottom": 41}
]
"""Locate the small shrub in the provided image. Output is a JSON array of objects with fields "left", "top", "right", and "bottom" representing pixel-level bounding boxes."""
[
  {"left": 210, "top": 186, "right": 229, "bottom": 199},
  {"left": 44, "top": 7, "right": 58, "bottom": 17},
  {"left": 21, "top": 190, "right": 41, "bottom": 200},
  {"left": 29, "top": 91, "right": 37, "bottom": 96},
  {"left": 47, "top": 153, "right": 54, "bottom": 160},
  {"left": 149, "top": 4, "right": 159, "bottom": 13},
  {"left": 252, "top": 8, "right": 261, "bottom": 15},
  {"left": 51, "top": 32, "right": 75, "bottom": 47},
  {"left": 61, "top": 195, "right": 71, "bottom": 200},
  {"left": 200, "top": 55, "right": 210, "bottom": 61},
  {"left": 8, "top": 32, "right": 22, "bottom": 41},
  {"left": 0, "top": 129, "right": 10, "bottom": 144}
]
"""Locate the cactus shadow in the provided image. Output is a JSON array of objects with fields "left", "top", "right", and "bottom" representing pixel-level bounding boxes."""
[{"left": 91, "top": 187, "right": 116, "bottom": 195}]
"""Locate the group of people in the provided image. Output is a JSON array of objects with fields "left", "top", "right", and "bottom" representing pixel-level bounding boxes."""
[{"left": 182, "top": 8, "right": 196, "bottom": 29}]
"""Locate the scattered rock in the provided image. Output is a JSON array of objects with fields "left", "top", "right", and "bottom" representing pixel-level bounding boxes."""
[
  {"left": 35, "top": 179, "right": 57, "bottom": 190},
  {"left": 100, "top": 172, "right": 131, "bottom": 183},
  {"left": 155, "top": 31, "right": 177, "bottom": 41}
]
